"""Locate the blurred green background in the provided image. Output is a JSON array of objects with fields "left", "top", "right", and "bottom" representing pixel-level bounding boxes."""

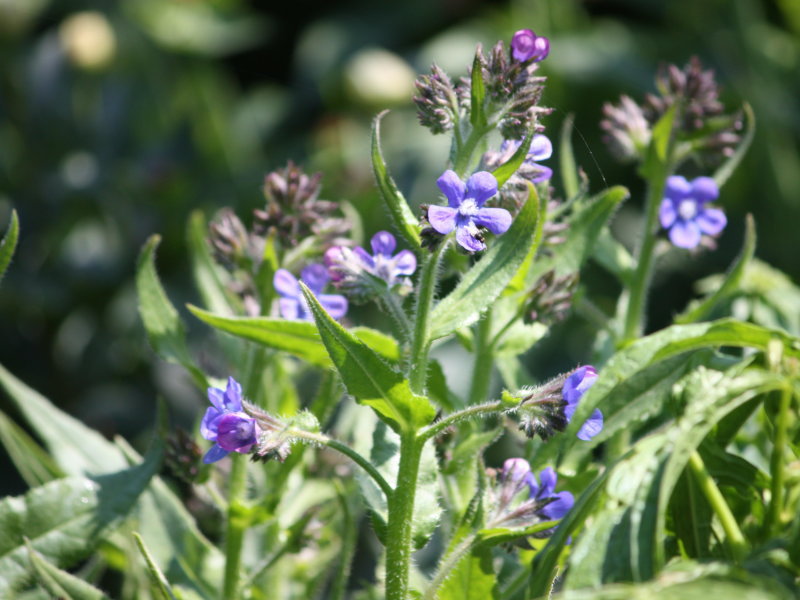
[{"left": 1, "top": 0, "right": 798, "bottom": 496}]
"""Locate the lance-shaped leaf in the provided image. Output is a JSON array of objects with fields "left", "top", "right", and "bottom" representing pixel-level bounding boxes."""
[
  {"left": 133, "top": 532, "right": 179, "bottom": 600},
  {"left": 560, "top": 114, "right": 580, "bottom": 200},
  {"left": 430, "top": 186, "right": 540, "bottom": 340},
  {"left": 675, "top": 214, "right": 756, "bottom": 324},
  {"left": 187, "top": 305, "right": 400, "bottom": 366},
  {"left": 0, "top": 436, "right": 162, "bottom": 597},
  {"left": 639, "top": 104, "right": 678, "bottom": 179},
  {"left": 0, "top": 362, "right": 128, "bottom": 476},
  {"left": 187, "top": 210, "right": 238, "bottom": 317},
  {"left": 469, "top": 48, "right": 487, "bottom": 129},
  {"left": 137, "top": 235, "right": 207, "bottom": 389},
  {"left": 26, "top": 540, "right": 112, "bottom": 600},
  {"left": 0, "top": 209, "right": 19, "bottom": 286},
  {"left": 371, "top": 111, "right": 421, "bottom": 251},
  {"left": 300, "top": 282, "right": 435, "bottom": 433},
  {"left": 0, "top": 410, "right": 62, "bottom": 488},
  {"left": 491, "top": 128, "right": 535, "bottom": 187}
]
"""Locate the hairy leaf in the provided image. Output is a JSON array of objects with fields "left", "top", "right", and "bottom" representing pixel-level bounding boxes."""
[{"left": 26, "top": 541, "right": 111, "bottom": 600}]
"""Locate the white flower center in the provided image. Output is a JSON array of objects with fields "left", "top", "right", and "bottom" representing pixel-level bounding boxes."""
[
  {"left": 677, "top": 199, "right": 698, "bottom": 220},
  {"left": 458, "top": 198, "right": 479, "bottom": 217}
]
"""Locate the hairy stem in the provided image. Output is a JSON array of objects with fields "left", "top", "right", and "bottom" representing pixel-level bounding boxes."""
[
  {"left": 385, "top": 432, "right": 424, "bottom": 600},
  {"left": 419, "top": 400, "right": 505, "bottom": 445},
  {"left": 409, "top": 242, "right": 446, "bottom": 395},
  {"left": 422, "top": 533, "right": 479, "bottom": 600},
  {"left": 766, "top": 385, "right": 791, "bottom": 536}
]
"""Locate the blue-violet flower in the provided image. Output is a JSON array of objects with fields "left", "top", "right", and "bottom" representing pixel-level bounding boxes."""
[
  {"left": 563, "top": 365, "right": 603, "bottom": 441},
  {"left": 527, "top": 466, "right": 574, "bottom": 521},
  {"left": 492, "top": 458, "right": 573, "bottom": 529},
  {"left": 511, "top": 29, "right": 550, "bottom": 63},
  {"left": 500, "top": 134, "right": 553, "bottom": 183},
  {"left": 274, "top": 264, "right": 348, "bottom": 321},
  {"left": 659, "top": 175, "right": 726, "bottom": 249},
  {"left": 428, "top": 170, "right": 511, "bottom": 252},
  {"left": 325, "top": 231, "right": 417, "bottom": 299},
  {"left": 200, "top": 376, "right": 259, "bottom": 464}
]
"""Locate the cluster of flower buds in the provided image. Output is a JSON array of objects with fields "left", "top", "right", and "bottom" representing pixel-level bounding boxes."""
[
  {"left": 253, "top": 161, "right": 352, "bottom": 250},
  {"left": 486, "top": 458, "right": 573, "bottom": 533},
  {"left": 414, "top": 29, "right": 551, "bottom": 140},
  {"left": 507, "top": 366, "right": 603, "bottom": 442},
  {"left": 602, "top": 57, "right": 742, "bottom": 165},
  {"left": 523, "top": 270, "right": 578, "bottom": 326},
  {"left": 324, "top": 231, "right": 417, "bottom": 303}
]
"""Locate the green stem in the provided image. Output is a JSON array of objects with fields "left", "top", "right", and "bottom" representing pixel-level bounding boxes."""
[
  {"left": 622, "top": 174, "right": 670, "bottom": 342},
  {"left": 453, "top": 125, "right": 489, "bottom": 177},
  {"left": 421, "top": 532, "right": 478, "bottom": 600},
  {"left": 288, "top": 428, "right": 392, "bottom": 500},
  {"left": 378, "top": 291, "right": 413, "bottom": 345},
  {"left": 687, "top": 450, "right": 747, "bottom": 564},
  {"left": 419, "top": 400, "right": 505, "bottom": 445},
  {"left": 467, "top": 310, "right": 494, "bottom": 406},
  {"left": 222, "top": 453, "right": 248, "bottom": 600},
  {"left": 409, "top": 242, "right": 446, "bottom": 395},
  {"left": 766, "top": 385, "right": 791, "bottom": 536},
  {"left": 385, "top": 433, "right": 424, "bottom": 600}
]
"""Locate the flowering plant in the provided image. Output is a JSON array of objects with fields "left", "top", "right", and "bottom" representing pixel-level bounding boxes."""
[{"left": 0, "top": 20, "right": 798, "bottom": 600}]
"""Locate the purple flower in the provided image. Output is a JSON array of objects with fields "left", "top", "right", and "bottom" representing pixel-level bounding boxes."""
[
  {"left": 500, "top": 134, "right": 553, "bottom": 183},
  {"left": 200, "top": 376, "right": 259, "bottom": 464},
  {"left": 527, "top": 467, "right": 574, "bottom": 520},
  {"left": 274, "top": 264, "right": 348, "bottom": 321},
  {"left": 325, "top": 231, "right": 417, "bottom": 299},
  {"left": 562, "top": 366, "right": 603, "bottom": 441},
  {"left": 428, "top": 170, "right": 512, "bottom": 252},
  {"left": 511, "top": 29, "right": 550, "bottom": 63},
  {"left": 659, "top": 176, "right": 726, "bottom": 249}
]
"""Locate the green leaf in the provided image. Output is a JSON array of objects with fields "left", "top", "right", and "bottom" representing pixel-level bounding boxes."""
[
  {"left": 0, "top": 410, "right": 63, "bottom": 487},
  {"left": 675, "top": 214, "right": 756, "bottom": 324},
  {"left": 592, "top": 228, "right": 634, "bottom": 285},
  {"left": 560, "top": 114, "right": 580, "bottom": 199},
  {"left": 0, "top": 362, "right": 128, "bottom": 476},
  {"left": 714, "top": 103, "right": 756, "bottom": 188},
  {"left": 116, "top": 437, "right": 222, "bottom": 598},
  {"left": 187, "top": 304, "right": 400, "bottom": 366},
  {"left": 301, "top": 283, "right": 435, "bottom": 433},
  {"left": 0, "top": 209, "right": 19, "bottom": 286},
  {"left": 438, "top": 545, "right": 497, "bottom": 600},
  {"left": 0, "top": 437, "right": 162, "bottom": 597},
  {"left": 136, "top": 235, "right": 207, "bottom": 389},
  {"left": 528, "top": 185, "right": 629, "bottom": 285},
  {"left": 26, "top": 540, "right": 112, "bottom": 600},
  {"left": 371, "top": 111, "right": 421, "bottom": 251},
  {"left": 132, "top": 532, "right": 179, "bottom": 600},
  {"left": 469, "top": 49, "right": 486, "bottom": 129},
  {"left": 491, "top": 128, "right": 534, "bottom": 187},
  {"left": 640, "top": 104, "right": 678, "bottom": 179},
  {"left": 429, "top": 186, "right": 540, "bottom": 340}
]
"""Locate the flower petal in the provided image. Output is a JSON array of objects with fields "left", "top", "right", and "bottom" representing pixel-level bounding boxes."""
[
  {"left": 664, "top": 175, "right": 691, "bottom": 201},
  {"left": 217, "top": 412, "right": 258, "bottom": 452},
  {"left": 529, "top": 164, "right": 553, "bottom": 183},
  {"left": 207, "top": 387, "right": 226, "bottom": 411},
  {"left": 503, "top": 458, "right": 532, "bottom": 484},
  {"left": 370, "top": 231, "right": 396, "bottom": 256},
  {"left": 200, "top": 406, "right": 223, "bottom": 441},
  {"left": 529, "top": 134, "right": 552, "bottom": 161},
  {"left": 541, "top": 491, "right": 574, "bottom": 520},
  {"left": 392, "top": 249, "right": 417, "bottom": 276},
  {"left": 279, "top": 298, "right": 302, "bottom": 320},
  {"left": 668, "top": 219, "right": 702, "bottom": 249},
  {"left": 203, "top": 443, "right": 230, "bottom": 464},
  {"left": 273, "top": 269, "right": 299, "bottom": 298},
  {"left": 696, "top": 207, "right": 727, "bottom": 236},
  {"left": 474, "top": 207, "right": 512, "bottom": 235},
  {"left": 456, "top": 225, "right": 486, "bottom": 252},
  {"left": 301, "top": 264, "right": 329, "bottom": 294},
  {"left": 465, "top": 171, "right": 498, "bottom": 206},
  {"left": 577, "top": 408, "right": 604, "bottom": 441},
  {"left": 538, "top": 467, "right": 557, "bottom": 498},
  {"left": 224, "top": 376, "right": 243, "bottom": 411},
  {"left": 437, "top": 170, "right": 465, "bottom": 208},
  {"left": 659, "top": 198, "right": 677, "bottom": 229},
  {"left": 319, "top": 294, "right": 348, "bottom": 320},
  {"left": 353, "top": 246, "right": 375, "bottom": 269},
  {"left": 427, "top": 205, "right": 457, "bottom": 234},
  {"left": 691, "top": 176, "right": 719, "bottom": 203}
]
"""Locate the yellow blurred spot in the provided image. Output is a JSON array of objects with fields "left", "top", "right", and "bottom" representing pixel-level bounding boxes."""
[{"left": 59, "top": 11, "right": 116, "bottom": 70}]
